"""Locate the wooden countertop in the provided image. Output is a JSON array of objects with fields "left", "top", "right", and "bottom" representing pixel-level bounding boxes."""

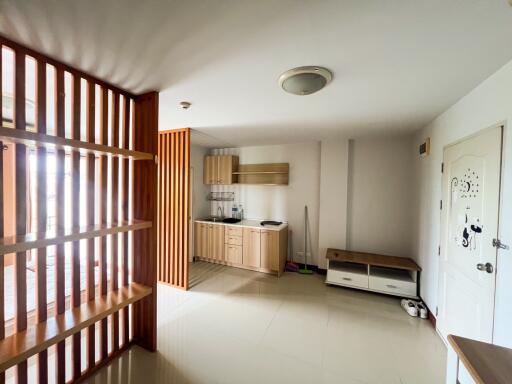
[
  {"left": 195, "top": 219, "right": 288, "bottom": 231},
  {"left": 448, "top": 335, "right": 512, "bottom": 384},
  {"left": 326, "top": 248, "right": 421, "bottom": 271}
]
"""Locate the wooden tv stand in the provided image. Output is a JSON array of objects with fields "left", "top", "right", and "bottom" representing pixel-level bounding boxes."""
[{"left": 325, "top": 249, "right": 421, "bottom": 299}]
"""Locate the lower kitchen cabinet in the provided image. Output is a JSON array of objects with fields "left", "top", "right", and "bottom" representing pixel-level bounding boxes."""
[
  {"left": 260, "top": 229, "right": 278, "bottom": 271},
  {"left": 243, "top": 228, "right": 261, "bottom": 268},
  {"left": 194, "top": 221, "right": 288, "bottom": 276},
  {"left": 194, "top": 222, "right": 224, "bottom": 261},
  {"left": 225, "top": 244, "right": 243, "bottom": 264}
]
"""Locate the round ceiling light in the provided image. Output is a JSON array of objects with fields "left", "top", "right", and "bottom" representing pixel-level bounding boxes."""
[{"left": 278, "top": 66, "right": 332, "bottom": 95}]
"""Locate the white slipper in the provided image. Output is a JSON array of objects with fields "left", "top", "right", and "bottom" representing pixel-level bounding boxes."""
[
  {"left": 415, "top": 302, "right": 428, "bottom": 319},
  {"left": 401, "top": 299, "right": 418, "bottom": 317}
]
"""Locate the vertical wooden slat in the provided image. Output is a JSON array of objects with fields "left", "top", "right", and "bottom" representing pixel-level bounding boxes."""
[
  {"left": 0, "top": 44, "right": 5, "bottom": 384},
  {"left": 173, "top": 133, "right": 179, "bottom": 286},
  {"left": 184, "top": 130, "right": 190, "bottom": 290},
  {"left": 170, "top": 133, "right": 176, "bottom": 285},
  {"left": 35, "top": 59, "right": 48, "bottom": 384},
  {"left": 99, "top": 86, "right": 109, "bottom": 360},
  {"left": 122, "top": 97, "right": 130, "bottom": 346},
  {"left": 111, "top": 92, "right": 120, "bottom": 352},
  {"left": 71, "top": 73, "right": 81, "bottom": 380},
  {"left": 132, "top": 92, "right": 158, "bottom": 351},
  {"left": 86, "top": 81, "right": 96, "bottom": 369},
  {"left": 166, "top": 133, "right": 170, "bottom": 283},
  {"left": 14, "top": 49, "right": 28, "bottom": 384},
  {"left": 54, "top": 66, "right": 66, "bottom": 384},
  {"left": 178, "top": 132, "right": 183, "bottom": 287}
]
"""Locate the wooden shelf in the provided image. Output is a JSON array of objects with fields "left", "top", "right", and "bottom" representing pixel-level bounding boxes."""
[
  {"left": 0, "top": 220, "right": 152, "bottom": 255},
  {"left": 235, "top": 163, "right": 289, "bottom": 185},
  {"left": 0, "top": 126, "right": 153, "bottom": 160},
  {"left": 448, "top": 335, "right": 512, "bottom": 384},
  {"left": 232, "top": 171, "right": 287, "bottom": 175},
  {"left": 326, "top": 248, "right": 421, "bottom": 271},
  {"left": 0, "top": 283, "right": 152, "bottom": 373}
]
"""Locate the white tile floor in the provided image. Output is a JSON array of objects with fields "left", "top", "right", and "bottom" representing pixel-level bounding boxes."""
[{"left": 87, "top": 261, "right": 447, "bottom": 384}]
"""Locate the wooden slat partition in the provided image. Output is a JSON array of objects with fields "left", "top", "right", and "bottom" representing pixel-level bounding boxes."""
[
  {"left": 157, "top": 128, "right": 190, "bottom": 289},
  {"left": 0, "top": 36, "right": 158, "bottom": 383}
]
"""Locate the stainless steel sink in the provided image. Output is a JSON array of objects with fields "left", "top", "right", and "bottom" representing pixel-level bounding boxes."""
[{"left": 201, "top": 217, "right": 224, "bottom": 222}]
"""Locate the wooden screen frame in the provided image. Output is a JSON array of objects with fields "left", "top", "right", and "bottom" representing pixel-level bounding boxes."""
[{"left": 0, "top": 35, "right": 158, "bottom": 383}]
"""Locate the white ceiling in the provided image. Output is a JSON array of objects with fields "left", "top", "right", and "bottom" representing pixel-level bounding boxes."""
[{"left": 2, "top": 1, "right": 512, "bottom": 146}]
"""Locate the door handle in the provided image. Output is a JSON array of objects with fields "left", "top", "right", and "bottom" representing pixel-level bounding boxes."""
[
  {"left": 492, "top": 239, "right": 509, "bottom": 250},
  {"left": 476, "top": 263, "right": 494, "bottom": 273}
]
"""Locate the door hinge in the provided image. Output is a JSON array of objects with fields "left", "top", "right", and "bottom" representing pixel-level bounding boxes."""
[
  {"left": 493, "top": 238, "right": 510, "bottom": 250},
  {"left": 441, "top": 162, "right": 444, "bottom": 173},
  {"left": 440, "top": 200, "right": 443, "bottom": 210},
  {"left": 436, "top": 306, "right": 438, "bottom": 317}
]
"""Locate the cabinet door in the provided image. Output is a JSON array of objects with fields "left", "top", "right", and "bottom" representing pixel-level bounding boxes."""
[
  {"left": 243, "top": 228, "right": 261, "bottom": 268},
  {"left": 211, "top": 224, "right": 225, "bottom": 261},
  {"left": 225, "top": 245, "right": 243, "bottom": 264},
  {"left": 194, "top": 222, "right": 202, "bottom": 257},
  {"left": 203, "top": 156, "right": 217, "bottom": 185},
  {"left": 195, "top": 223, "right": 209, "bottom": 258},
  {"left": 260, "top": 230, "right": 279, "bottom": 270},
  {"left": 218, "top": 155, "right": 232, "bottom": 184}
]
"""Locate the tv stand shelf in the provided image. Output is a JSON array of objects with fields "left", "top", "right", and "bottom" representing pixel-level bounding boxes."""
[{"left": 325, "top": 249, "right": 421, "bottom": 299}]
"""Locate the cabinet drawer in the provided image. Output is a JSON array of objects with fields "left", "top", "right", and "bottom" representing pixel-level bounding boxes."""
[
  {"left": 369, "top": 276, "right": 416, "bottom": 297},
  {"left": 225, "top": 236, "right": 243, "bottom": 246},
  {"left": 225, "top": 245, "right": 243, "bottom": 265},
  {"left": 326, "top": 269, "right": 368, "bottom": 289},
  {"left": 226, "top": 226, "right": 243, "bottom": 238}
]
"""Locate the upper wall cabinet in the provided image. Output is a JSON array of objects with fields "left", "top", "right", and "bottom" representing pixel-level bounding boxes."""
[{"left": 203, "top": 155, "right": 239, "bottom": 185}]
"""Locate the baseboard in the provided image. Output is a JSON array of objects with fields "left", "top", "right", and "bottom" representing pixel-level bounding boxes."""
[{"left": 420, "top": 299, "right": 436, "bottom": 329}]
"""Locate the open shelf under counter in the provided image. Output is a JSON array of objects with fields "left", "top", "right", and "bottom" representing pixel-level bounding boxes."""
[
  {"left": 0, "top": 220, "right": 152, "bottom": 255},
  {"left": 326, "top": 248, "right": 420, "bottom": 299},
  {"left": 0, "top": 283, "right": 152, "bottom": 372},
  {"left": 0, "top": 126, "right": 153, "bottom": 160}
]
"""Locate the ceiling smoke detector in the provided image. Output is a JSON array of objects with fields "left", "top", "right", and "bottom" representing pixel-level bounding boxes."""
[
  {"left": 279, "top": 66, "right": 332, "bottom": 95},
  {"left": 179, "top": 101, "right": 191, "bottom": 109}
]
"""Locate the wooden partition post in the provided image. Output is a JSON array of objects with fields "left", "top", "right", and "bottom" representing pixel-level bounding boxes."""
[
  {"left": 157, "top": 128, "right": 190, "bottom": 290},
  {"left": 132, "top": 92, "right": 158, "bottom": 351}
]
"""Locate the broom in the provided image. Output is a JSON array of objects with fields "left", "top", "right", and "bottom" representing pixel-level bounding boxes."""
[{"left": 299, "top": 205, "right": 313, "bottom": 274}]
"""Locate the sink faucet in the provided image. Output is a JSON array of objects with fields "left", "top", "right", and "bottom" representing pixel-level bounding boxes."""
[{"left": 217, "top": 206, "right": 224, "bottom": 218}]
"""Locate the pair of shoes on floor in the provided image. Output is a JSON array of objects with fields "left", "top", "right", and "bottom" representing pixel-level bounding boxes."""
[{"left": 401, "top": 299, "right": 428, "bottom": 319}]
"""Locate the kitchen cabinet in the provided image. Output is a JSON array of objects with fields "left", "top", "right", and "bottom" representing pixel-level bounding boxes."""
[
  {"left": 203, "top": 155, "right": 238, "bottom": 185},
  {"left": 194, "top": 220, "right": 288, "bottom": 276},
  {"left": 260, "top": 230, "right": 278, "bottom": 271},
  {"left": 243, "top": 228, "right": 261, "bottom": 268},
  {"left": 211, "top": 224, "right": 225, "bottom": 261},
  {"left": 194, "top": 222, "right": 224, "bottom": 261}
]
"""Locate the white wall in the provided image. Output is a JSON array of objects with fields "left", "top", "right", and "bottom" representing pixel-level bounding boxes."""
[
  {"left": 318, "top": 139, "right": 350, "bottom": 269},
  {"left": 347, "top": 136, "right": 414, "bottom": 258},
  {"left": 412, "top": 59, "right": 512, "bottom": 348},
  {"left": 211, "top": 142, "right": 321, "bottom": 266}
]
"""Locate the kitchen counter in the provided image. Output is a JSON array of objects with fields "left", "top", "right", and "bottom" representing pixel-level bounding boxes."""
[{"left": 195, "top": 218, "right": 288, "bottom": 231}]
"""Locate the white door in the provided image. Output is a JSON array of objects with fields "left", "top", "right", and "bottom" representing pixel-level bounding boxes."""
[{"left": 437, "top": 126, "right": 502, "bottom": 346}]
